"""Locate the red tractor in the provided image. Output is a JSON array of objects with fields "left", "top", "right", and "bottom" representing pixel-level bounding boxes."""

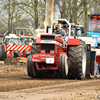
[{"left": 27, "top": 19, "right": 89, "bottom": 79}]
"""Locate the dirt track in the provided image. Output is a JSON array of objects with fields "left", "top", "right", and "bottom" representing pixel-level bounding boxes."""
[{"left": 0, "top": 63, "right": 100, "bottom": 100}]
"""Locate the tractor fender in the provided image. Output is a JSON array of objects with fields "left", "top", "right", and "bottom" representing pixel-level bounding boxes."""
[
  {"left": 59, "top": 52, "right": 66, "bottom": 55},
  {"left": 67, "top": 38, "right": 80, "bottom": 46}
]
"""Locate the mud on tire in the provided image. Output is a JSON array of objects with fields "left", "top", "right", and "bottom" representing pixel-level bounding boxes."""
[{"left": 68, "top": 40, "right": 87, "bottom": 79}]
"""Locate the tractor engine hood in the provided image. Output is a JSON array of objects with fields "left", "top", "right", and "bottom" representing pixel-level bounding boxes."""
[{"left": 36, "top": 34, "right": 63, "bottom": 44}]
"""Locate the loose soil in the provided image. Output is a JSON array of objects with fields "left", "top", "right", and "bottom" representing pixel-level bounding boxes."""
[{"left": 0, "top": 63, "right": 100, "bottom": 100}]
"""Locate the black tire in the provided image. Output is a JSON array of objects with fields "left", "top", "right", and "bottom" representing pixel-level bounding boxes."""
[
  {"left": 68, "top": 40, "right": 87, "bottom": 79},
  {"left": 27, "top": 55, "right": 31, "bottom": 76},
  {"left": 31, "top": 42, "right": 40, "bottom": 54},
  {"left": 30, "top": 61, "right": 37, "bottom": 78},
  {"left": 0, "top": 46, "right": 2, "bottom": 60},
  {"left": 59, "top": 55, "right": 62, "bottom": 76},
  {"left": 59, "top": 54, "right": 69, "bottom": 78},
  {"left": 0, "top": 45, "right": 6, "bottom": 61},
  {"left": 27, "top": 55, "right": 38, "bottom": 78}
]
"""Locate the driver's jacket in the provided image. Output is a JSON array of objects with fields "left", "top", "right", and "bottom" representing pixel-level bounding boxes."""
[{"left": 55, "top": 28, "right": 66, "bottom": 39}]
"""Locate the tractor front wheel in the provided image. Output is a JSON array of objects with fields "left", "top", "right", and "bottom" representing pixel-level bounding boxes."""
[
  {"left": 59, "top": 54, "right": 69, "bottom": 78},
  {"left": 27, "top": 55, "right": 31, "bottom": 76},
  {"left": 27, "top": 55, "right": 38, "bottom": 78},
  {"left": 68, "top": 40, "right": 87, "bottom": 79},
  {"left": 0, "top": 46, "right": 2, "bottom": 60}
]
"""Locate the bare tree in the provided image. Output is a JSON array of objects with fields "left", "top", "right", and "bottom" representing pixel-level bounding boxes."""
[
  {"left": 0, "top": 0, "right": 100, "bottom": 33},
  {"left": 57, "top": 0, "right": 99, "bottom": 31},
  {"left": 17, "top": 0, "right": 45, "bottom": 29},
  {"left": 0, "top": 0, "right": 23, "bottom": 34},
  {"left": 0, "top": 0, "right": 46, "bottom": 33}
]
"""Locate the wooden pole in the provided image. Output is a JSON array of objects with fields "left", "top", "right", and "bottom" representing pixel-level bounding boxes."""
[{"left": 45, "top": 0, "right": 54, "bottom": 27}]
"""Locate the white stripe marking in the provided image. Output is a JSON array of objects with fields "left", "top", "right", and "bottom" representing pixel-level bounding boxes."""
[
  {"left": 10, "top": 45, "right": 16, "bottom": 50},
  {"left": 7, "top": 45, "right": 12, "bottom": 51},
  {"left": 14, "top": 45, "right": 20, "bottom": 50},
  {"left": 20, "top": 46, "right": 28, "bottom": 53},
  {"left": 7, "top": 51, "right": 10, "bottom": 55},
  {"left": 26, "top": 47, "right": 30, "bottom": 51},
  {"left": 18, "top": 45, "right": 24, "bottom": 51}
]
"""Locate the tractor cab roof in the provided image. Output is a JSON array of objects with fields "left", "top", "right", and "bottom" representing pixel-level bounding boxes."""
[
  {"left": 20, "top": 36, "right": 33, "bottom": 38},
  {"left": 5, "top": 34, "right": 20, "bottom": 39}
]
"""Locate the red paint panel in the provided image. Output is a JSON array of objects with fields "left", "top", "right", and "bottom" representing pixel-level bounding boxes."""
[
  {"left": 59, "top": 52, "right": 66, "bottom": 55},
  {"left": 36, "top": 37, "right": 41, "bottom": 44},
  {"left": 55, "top": 36, "right": 63, "bottom": 43},
  {"left": 67, "top": 39, "right": 80, "bottom": 45},
  {"left": 96, "top": 55, "right": 100, "bottom": 64},
  {"left": 31, "top": 53, "right": 55, "bottom": 63}
]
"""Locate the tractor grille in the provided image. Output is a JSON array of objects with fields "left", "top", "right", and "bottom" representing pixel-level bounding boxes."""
[
  {"left": 41, "top": 36, "right": 55, "bottom": 39},
  {"left": 41, "top": 44, "right": 54, "bottom": 53}
]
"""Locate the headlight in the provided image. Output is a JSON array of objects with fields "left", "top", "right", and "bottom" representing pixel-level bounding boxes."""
[
  {"left": 41, "top": 50, "right": 45, "bottom": 53},
  {"left": 50, "top": 50, "right": 54, "bottom": 53}
]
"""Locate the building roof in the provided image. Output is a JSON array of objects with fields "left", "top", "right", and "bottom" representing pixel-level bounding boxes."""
[
  {"left": 14, "top": 19, "right": 35, "bottom": 29},
  {"left": 13, "top": 18, "right": 35, "bottom": 35}
]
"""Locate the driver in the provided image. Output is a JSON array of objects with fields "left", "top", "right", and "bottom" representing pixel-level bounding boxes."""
[
  {"left": 55, "top": 23, "right": 66, "bottom": 37},
  {"left": 55, "top": 23, "right": 66, "bottom": 48},
  {"left": 94, "top": 23, "right": 100, "bottom": 32}
]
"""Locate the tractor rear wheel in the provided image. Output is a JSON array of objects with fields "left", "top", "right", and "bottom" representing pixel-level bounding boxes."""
[
  {"left": 0, "top": 45, "right": 6, "bottom": 61},
  {"left": 2, "top": 45, "right": 6, "bottom": 60},
  {"left": 59, "top": 54, "right": 69, "bottom": 78},
  {"left": 68, "top": 40, "right": 87, "bottom": 79},
  {"left": 31, "top": 42, "right": 40, "bottom": 54}
]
